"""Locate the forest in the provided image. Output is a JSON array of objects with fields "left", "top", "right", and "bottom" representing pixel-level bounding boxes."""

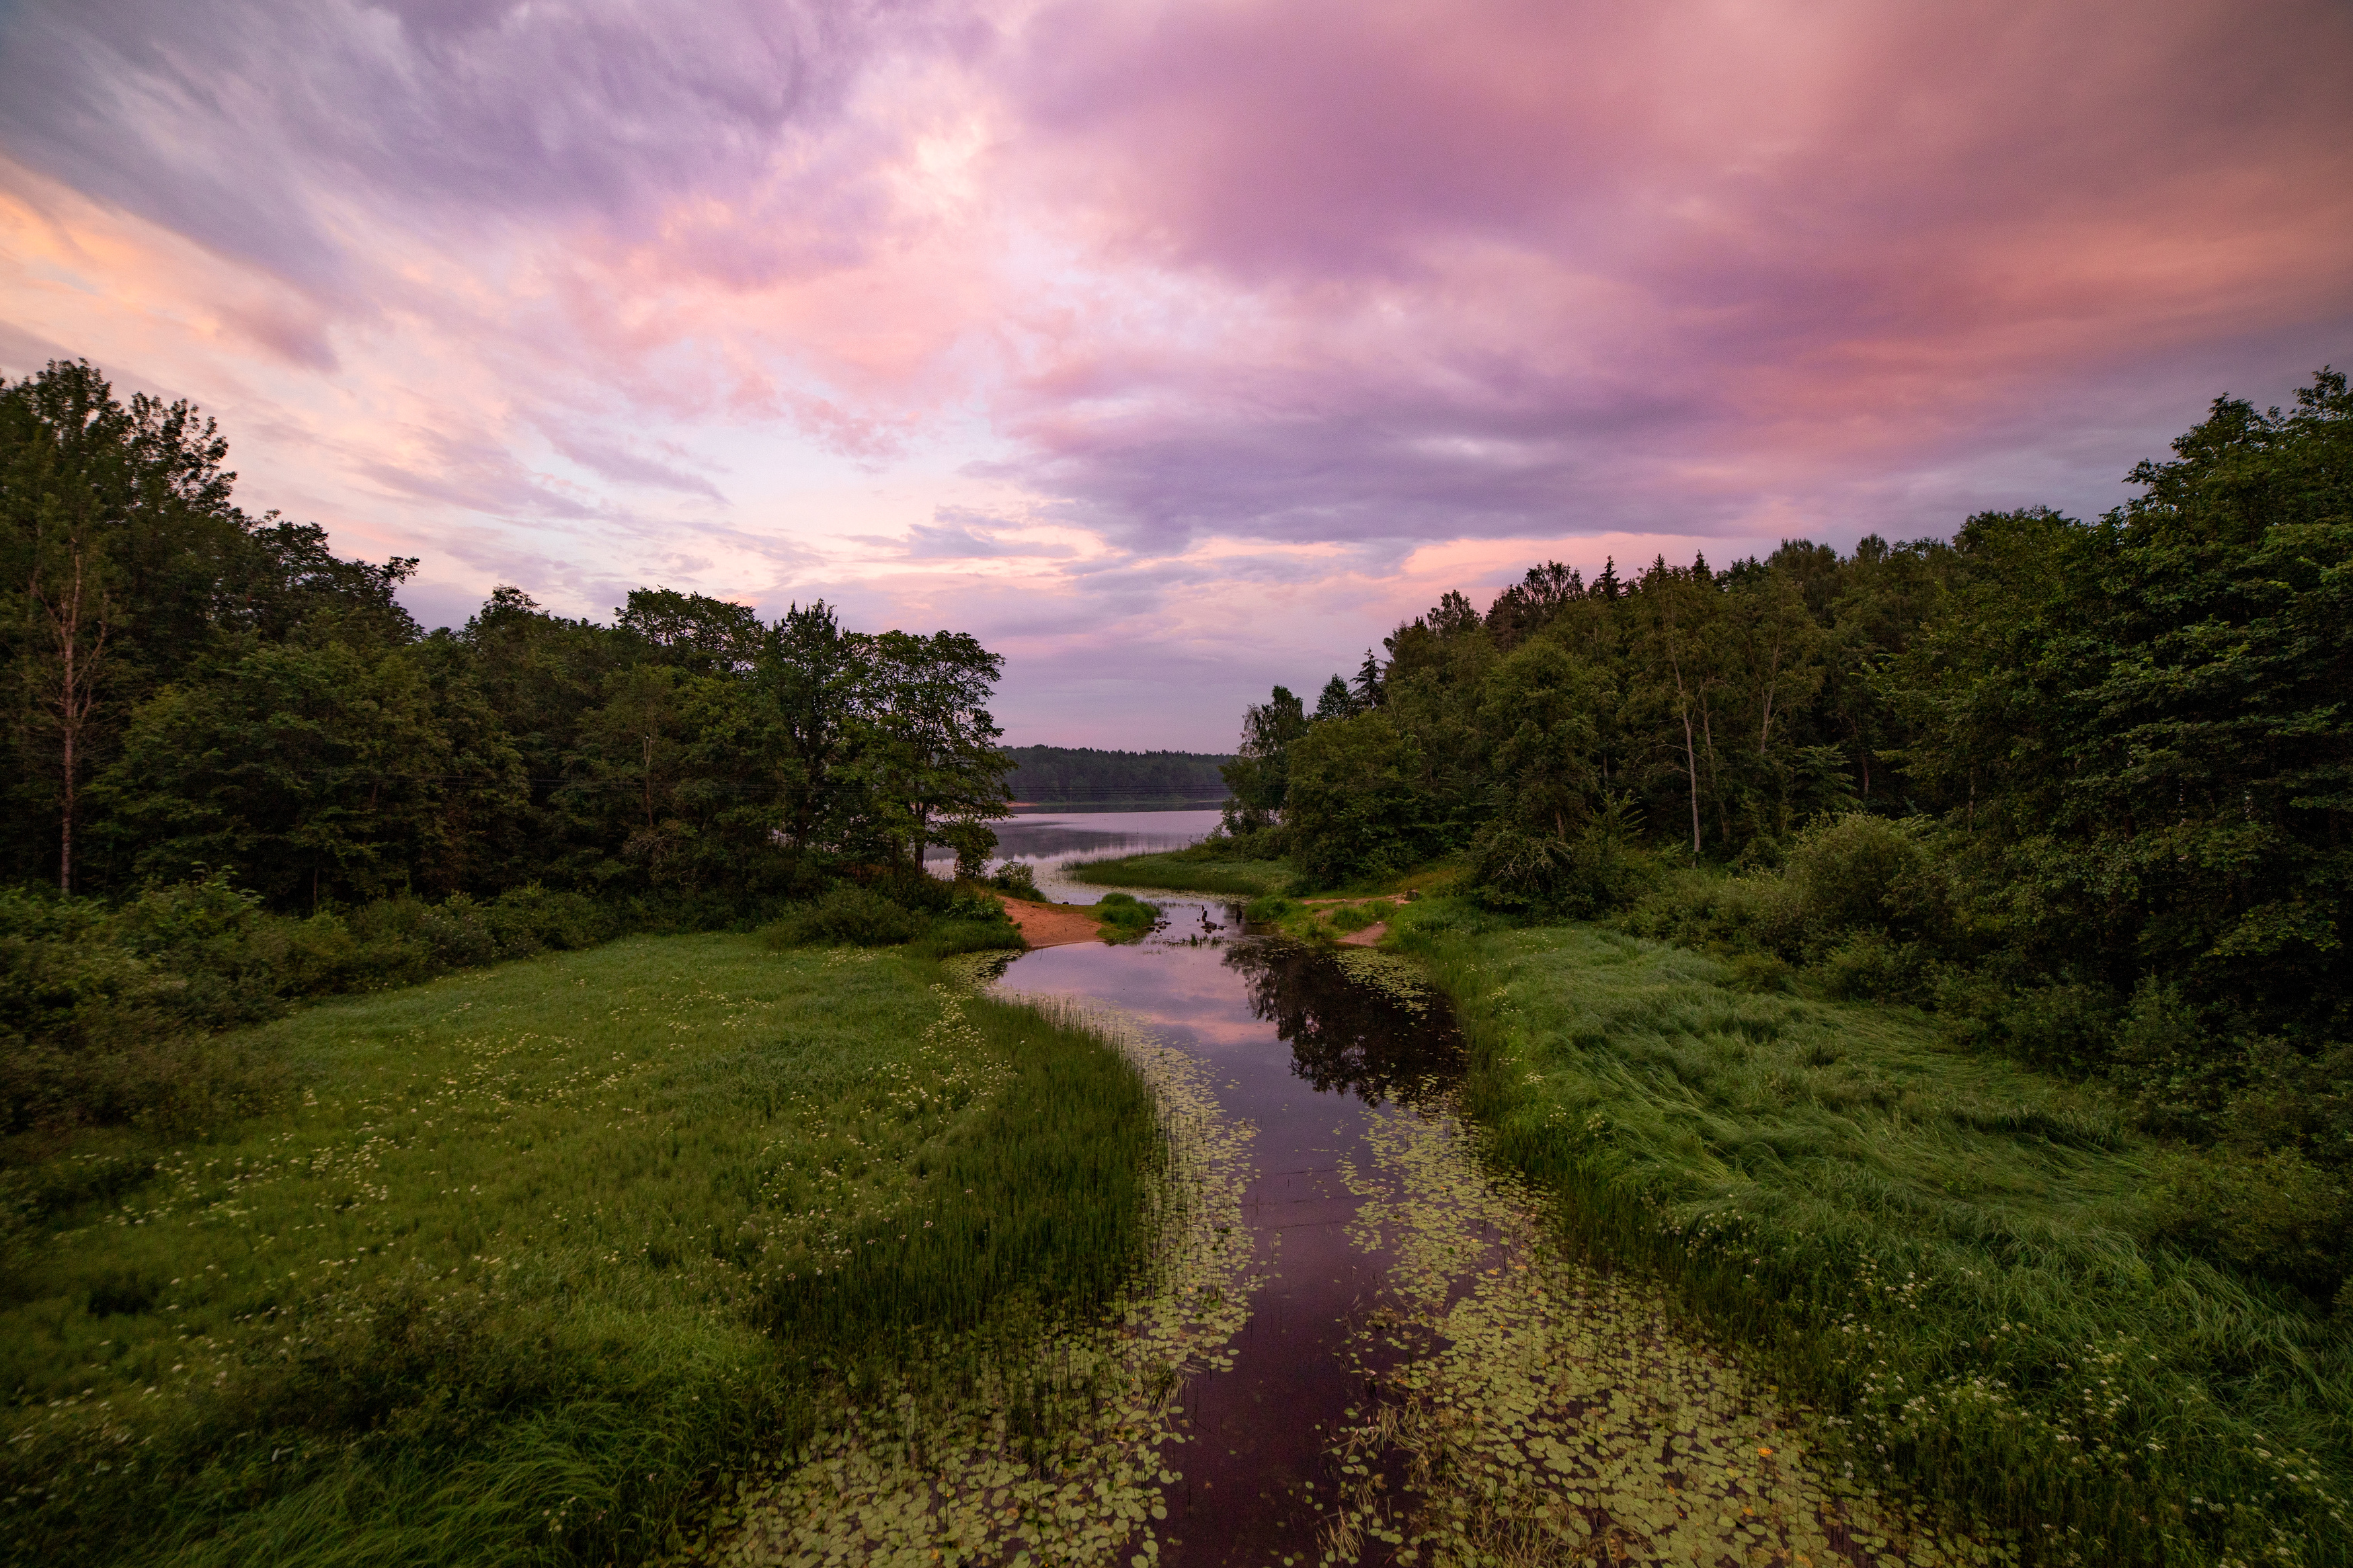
[
  {"left": 1215, "top": 368, "right": 2353, "bottom": 1306},
  {"left": 1, "top": 360, "right": 1015, "bottom": 1132},
  {"left": 1004, "top": 744, "right": 1233, "bottom": 804}
]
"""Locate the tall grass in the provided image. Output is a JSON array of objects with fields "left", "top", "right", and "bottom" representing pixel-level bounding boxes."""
[
  {"left": 1390, "top": 901, "right": 2353, "bottom": 1567},
  {"left": 0, "top": 935, "right": 1157, "bottom": 1568}
]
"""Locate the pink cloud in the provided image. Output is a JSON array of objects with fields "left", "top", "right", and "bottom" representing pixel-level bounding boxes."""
[{"left": 1, "top": 0, "right": 2348, "bottom": 747}]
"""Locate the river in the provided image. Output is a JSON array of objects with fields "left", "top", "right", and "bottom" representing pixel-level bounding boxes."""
[{"left": 733, "top": 808, "right": 1989, "bottom": 1566}]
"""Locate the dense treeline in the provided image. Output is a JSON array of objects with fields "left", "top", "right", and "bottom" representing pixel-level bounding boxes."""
[
  {"left": 1220, "top": 368, "right": 2353, "bottom": 1303},
  {"left": 1, "top": 360, "right": 1015, "bottom": 1129},
  {"left": 1005, "top": 744, "right": 1233, "bottom": 803}
]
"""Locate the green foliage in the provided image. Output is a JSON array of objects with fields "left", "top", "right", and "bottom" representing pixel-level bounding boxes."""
[
  {"left": 1001, "top": 745, "right": 1232, "bottom": 806},
  {"left": 1284, "top": 711, "right": 1434, "bottom": 886},
  {"left": 1396, "top": 908, "right": 2353, "bottom": 1567},
  {"left": 1218, "top": 686, "right": 1309, "bottom": 832},
  {"left": 985, "top": 859, "right": 1041, "bottom": 899},
  {"left": 1090, "top": 892, "right": 1160, "bottom": 942},
  {"left": 0, "top": 875, "right": 653, "bottom": 1134},
  {"left": 0, "top": 362, "right": 1016, "bottom": 921},
  {"left": 0, "top": 936, "right": 1158, "bottom": 1568},
  {"left": 762, "top": 886, "right": 925, "bottom": 948}
]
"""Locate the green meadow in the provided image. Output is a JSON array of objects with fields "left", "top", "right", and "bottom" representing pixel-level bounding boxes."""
[
  {"left": 1387, "top": 901, "right": 2353, "bottom": 1566},
  {"left": 0, "top": 936, "right": 1157, "bottom": 1568}
]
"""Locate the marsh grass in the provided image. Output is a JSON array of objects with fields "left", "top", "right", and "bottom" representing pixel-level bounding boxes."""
[
  {"left": 1068, "top": 852, "right": 1293, "bottom": 897},
  {"left": 1089, "top": 892, "right": 1164, "bottom": 943},
  {"left": 0, "top": 935, "right": 1156, "bottom": 1568},
  {"left": 1389, "top": 902, "right": 2353, "bottom": 1567}
]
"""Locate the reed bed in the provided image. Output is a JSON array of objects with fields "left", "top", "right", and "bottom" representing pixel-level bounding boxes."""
[{"left": 1066, "top": 853, "right": 1293, "bottom": 897}]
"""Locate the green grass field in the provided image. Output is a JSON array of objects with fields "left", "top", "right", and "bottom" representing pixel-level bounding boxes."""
[
  {"left": 0, "top": 936, "right": 1158, "bottom": 1568},
  {"left": 1066, "top": 852, "right": 1293, "bottom": 897},
  {"left": 1390, "top": 901, "right": 2353, "bottom": 1567}
]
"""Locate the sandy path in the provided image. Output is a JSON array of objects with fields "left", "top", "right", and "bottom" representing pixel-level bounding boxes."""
[{"left": 996, "top": 893, "right": 1109, "bottom": 948}]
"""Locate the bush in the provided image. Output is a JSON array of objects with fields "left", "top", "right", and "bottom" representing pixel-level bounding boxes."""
[
  {"left": 945, "top": 889, "right": 1012, "bottom": 924},
  {"left": 0, "top": 875, "right": 655, "bottom": 1138},
  {"left": 1243, "top": 893, "right": 1298, "bottom": 925},
  {"left": 2148, "top": 1147, "right": 2353, "bottom": 1307},
  {"left": 1815, "top": 931, "right": 1933, "bottom": 1003},
  {"left": 761, "top": 886, "right": 923, "bottom": 948},
  {"left": 483, "top": 884, "right": 613, "bottom": 956},
  {"left": 1618, "top": 870, "right": 1806, "bottom": 959},
  {"left": 1181, "top": 824, "right": 1290, "bottom": 861},
  {"left": 1782, "top": 813, "right": 1950, "bottom": 951},
  {"left": 1934, "top": 977, "right": 2119, "bottom": 1075},
  {"left": 986, "top": 861, "right": 1041, "bottom": 900},
  {"left": 1470, "top": 816, "right": 1653, "bottom": 919}
]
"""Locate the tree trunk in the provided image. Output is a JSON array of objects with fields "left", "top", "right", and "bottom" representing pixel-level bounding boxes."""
[
  {"left": 1662, "top": 603, "right": 1702, "bottom": 855},
  {"left": 59, "top": 723, "right": 74, "bottom": 896},
  {"left": 35, "top": 542, "right": 107, "bottom": 897},
  {"left": 1680, "top": 705, "right": 1702, "bottom": 855}
]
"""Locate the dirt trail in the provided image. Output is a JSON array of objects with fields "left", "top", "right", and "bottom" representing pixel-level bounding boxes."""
[{"left": 996, "top": 893, "right": 1108, "bottom": 948}]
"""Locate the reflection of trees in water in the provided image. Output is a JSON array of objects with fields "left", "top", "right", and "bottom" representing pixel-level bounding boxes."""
[{"left": 1225, "top": 941, "right": 1465, "bottom": 1107}]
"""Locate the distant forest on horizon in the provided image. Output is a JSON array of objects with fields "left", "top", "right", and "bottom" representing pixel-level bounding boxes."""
[{"left": 1002, "top": 745, "right": 1234, "bottom": 804}]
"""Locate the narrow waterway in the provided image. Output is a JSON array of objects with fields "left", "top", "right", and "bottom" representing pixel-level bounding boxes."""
[
  {"left": 974, "top": 808, "right": 1991, "bottom": 1568},
  {"left": 719, "top": 810, "right": 1993, "bottom": 1566},
  {"left": 1008, "top": 913, "right": 1463, "bottom": 1564}
]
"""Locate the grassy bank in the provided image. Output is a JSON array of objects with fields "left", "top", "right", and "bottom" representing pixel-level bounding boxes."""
[
  {"left": 0, "top": 935, "right": 1158, "bottom": 1568},
  {"left": 1389, "top": 901, "right": 2352, "bottom": 1567},
  {"left": 1066, "top": 851, "right": 1293, "bottom": 897}
]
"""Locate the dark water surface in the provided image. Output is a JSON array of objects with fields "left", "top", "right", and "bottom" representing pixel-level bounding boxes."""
[{"left": 1006, "top": 897, "right": 1465, "bottom": 1566}]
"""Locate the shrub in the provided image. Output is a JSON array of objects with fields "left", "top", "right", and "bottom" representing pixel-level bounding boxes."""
[
  {"left": 761, "top": 886, "right": 922, "bottom": 948},
  {"left": 1816, "top": 932, "right": 1933, "bottom": 1003},
  {"left": 986, "top": 861, "right": 1041, "bottom": 900},
  {"left": 1470, "top": 818, "right": 1654, "bottom": 919},
  {"left": 1183, "top": 823, "right": 1290, "bottom": 862},
  {"left": 2148, "top": 1147, "right": 2353, "bottom": 1306},
  {"left": 1935, "top": 977, "right": 2119, "bottom": 1075},
  {"left": 1618, "top": 870, "right": 1806, "bottom": 959},
  {"left": 945, "top": 889, "right": 1012, "bottom": 925},
  {"left": 1324, "top": 902, "right": 1380, "bottom": 933},
  {"left": 483, "top": 884, "right": 613, "bottom": 956},
  {"left": 1782, "top": 813, "right": 1949, "bottom": 951}
]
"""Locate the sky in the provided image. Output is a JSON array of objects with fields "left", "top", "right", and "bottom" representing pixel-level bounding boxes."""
[{"left": 1, "top": 0, "right": 2348, "bottom": 750}]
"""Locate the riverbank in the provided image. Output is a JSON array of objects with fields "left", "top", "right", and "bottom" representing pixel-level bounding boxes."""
[
  {"left": 995, "top": 892, "right": 1118, "bottom": 946},
  {"left": 0, "top": 935, "right": 1160, "bottom": 1568},
  {"left": 1385, "top": 900, "right": 2353, "bottom": 1565}
]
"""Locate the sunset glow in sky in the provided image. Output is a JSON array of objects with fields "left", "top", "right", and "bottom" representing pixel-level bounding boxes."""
[{"left": 3, "top": 0, "right": 2349, "bottom": 747}]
